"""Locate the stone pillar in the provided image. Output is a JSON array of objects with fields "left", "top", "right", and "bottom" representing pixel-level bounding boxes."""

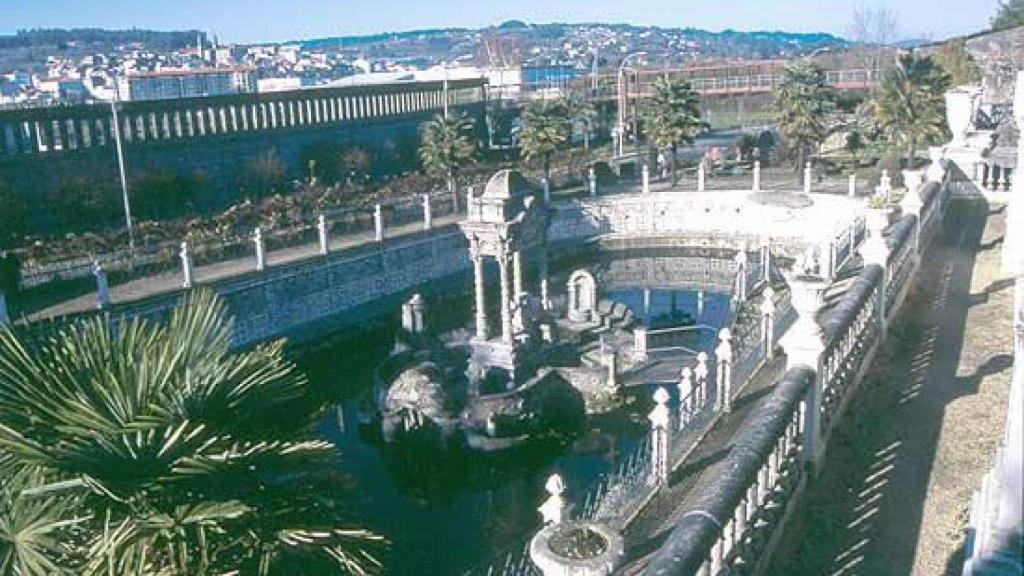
[
  {"left": 779, "top": 274, "right": 828, "bottom": 467},
  {"left": 422, "top": 194, "right": 432, "bottom": 230},
  {"left": 604, "top": 348, "right": 619, "bottom": 390},
  {"left": 472, "top": 249, "right": 488, "bottom": 341},
  {"left": 374, "top": 204, "right": 384, "bottom": 242},
  {"left": 317, "top": 214, "right": 329, "bottom": 256},
  {"left": 512, "top": 250, "right": 524, "bottom": 300},
  {"left": 588, "top": 166, "right": 597, "bottom": 197},
  {"left": 538, "top": 247, "right": 551, "bottom": 310},
  {"left": 734, "top": 250, "right": 748, "bottom": 301},
  {"left": 633, "top": 327, "right": 648, "bottom": 362},
  {"left": 678, "top": 366, "right": 694, "bottom": 427},
  {"left": 752, "top": 161, "right": 761, "bottom": 192},
  {"left": 698, "top": 161, "right": 706, "bottom": 191},
  {"left": 848, "top": 173, "right": 857, "bottom": 197},
  {"left": 715, "top": 328, "right": 734, "bottom": 412},
  {"left": 0, "top": 290, "right": 8, "bottom": 327},
  {"left": 761, "top": 286, "right": 776, "bottom": 359},
  {"left": 649, "top": 387, "right": 671, "bottom": 484},
  {"left": 803, "top": 161, "right": 812, "bottom": 194},
  {"left": 254, "top": 227, "right": 266, "bottom": 272},
  {"left": 93, "top": 261, "right": 110, "bottom": 310},
  {"left": 179, "top": 241, "right": 194, "bottom": 288},
  {"left": 542, "top": 178, "right": 551, "bottom": 203},
  {"left": 498, "top": 251, "right": 514, "bottom": 344},
  {"left": 642, "top": 163, "right": 651, "bottom": 194}
]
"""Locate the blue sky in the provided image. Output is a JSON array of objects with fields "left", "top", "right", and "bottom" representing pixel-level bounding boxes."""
[{"left": 1, "top": 0, "right": 999, "bottom": 44}]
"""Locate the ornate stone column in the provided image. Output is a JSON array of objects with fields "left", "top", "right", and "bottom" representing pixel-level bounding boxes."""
[
  {"left": 513, "top": 250, "right": 524, "bottom": 300},
  {"left": 498, "top": 249, "right": 514, "bottom": 344},
  {"left": 471, "top": 244, "right": 488, "bottom": 341},
  {"left": 538, "top": 247, "right": 551, "bottom": 310}
]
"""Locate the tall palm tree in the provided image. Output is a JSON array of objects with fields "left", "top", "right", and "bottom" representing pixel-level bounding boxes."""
[
  {"left": 874, "top": 52, "right": 951, "bottom": 168},
  {"left": 640, "top": 75, "right": 702, "bottom": 185},
  {"left": 519, "top": 101, "right": 568, "bottom": 184},
  {"left": 419, "top": 113, "right": 477, "bottom": 202},
  {"left": 0, "top": 290, "right": 384, "bottom": 575},
  {"left": 773, "top": 62, "right": 837, "bottom": 171}
]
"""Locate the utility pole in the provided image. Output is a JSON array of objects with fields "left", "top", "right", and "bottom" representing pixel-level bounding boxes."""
[{"left": 110, "top": 97, "right": 135, "bottom": 263}]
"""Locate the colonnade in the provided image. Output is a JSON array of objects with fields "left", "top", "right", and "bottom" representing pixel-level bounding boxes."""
[
  {"left": 469, "top": 240, "right": 549, "bottom": 345},
  {"left": 974, "top": 160, "right": 1014, "bottom": 192}
]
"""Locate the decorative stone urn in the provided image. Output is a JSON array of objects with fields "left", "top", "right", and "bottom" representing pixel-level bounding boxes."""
[
  {"left": 945, "top": 86, "right": 983, "bottom": 147},
  {"left": 530, "top": 521, "right": 624, "bottom": 576}
]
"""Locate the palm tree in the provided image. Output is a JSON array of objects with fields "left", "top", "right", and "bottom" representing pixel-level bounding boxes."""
[
  {"left": 0, "top": 290, "right": 384, "bottom": 575},
  {"left": 557, "top": 90, "right": 597, "bottom": 152},
  {"left": 419, "top": 113, "right": 477, "bottom": 203},
  {"left": 519, "top": 101, "right": 568, "bottom": 184},
  {"left": 640, "top": 75, "right": 702, "bottom": 185},
  {"left": 773, "top": 62, "right": 837, "bottom": 171},
  {"left": 874, "top": 52, "right": 951, "bottom": 168}
]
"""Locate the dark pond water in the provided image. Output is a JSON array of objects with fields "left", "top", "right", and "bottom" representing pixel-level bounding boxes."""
[{"left": 292, "top": 262, "right": 733, "bottom": 575}]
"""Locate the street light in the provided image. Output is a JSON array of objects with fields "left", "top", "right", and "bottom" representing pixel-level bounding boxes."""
[
  {"left": 109, "top": 95, "right": 135, "bottom": 263},
  {"left": 616, "top": 51, "right": 646, "bottom": 157}
]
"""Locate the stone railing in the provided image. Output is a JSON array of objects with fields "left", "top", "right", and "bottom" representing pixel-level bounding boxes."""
[{"left": 643, "top": 367, "right": 815, "bottom": 575}]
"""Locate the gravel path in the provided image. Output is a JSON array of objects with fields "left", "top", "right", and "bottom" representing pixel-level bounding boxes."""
[{"left": 768, "top": 200, "right": 1016, "bottom": 576}]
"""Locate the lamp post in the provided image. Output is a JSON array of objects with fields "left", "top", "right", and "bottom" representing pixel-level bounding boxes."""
[
  {"left": 110, "top": 96, "right": 135, "bottom": 263},
  {"left": 616, "top": 51, "right": 646, "bottom": 158}
]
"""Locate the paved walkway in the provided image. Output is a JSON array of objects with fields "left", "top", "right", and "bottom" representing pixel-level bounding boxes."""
[
  {"left": 27, "top": 213, "right": 464, "bottom": 321},
  {"left": 768, "top": 201, "right": 1016, "bottom": 576}
]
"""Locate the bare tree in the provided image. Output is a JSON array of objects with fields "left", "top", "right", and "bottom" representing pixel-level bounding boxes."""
[{"left": 848, "top": 5, "right": 901, "bottom": 81}]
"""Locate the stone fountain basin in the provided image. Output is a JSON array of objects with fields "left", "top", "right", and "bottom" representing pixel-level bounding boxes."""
[{"left": 529, "top": 521, "right": 624, "bottom": 576}]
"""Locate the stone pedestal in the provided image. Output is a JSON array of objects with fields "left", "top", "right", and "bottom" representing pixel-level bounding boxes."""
[{"left": 779, "top": 273, "right": 828, "bottom": 466}]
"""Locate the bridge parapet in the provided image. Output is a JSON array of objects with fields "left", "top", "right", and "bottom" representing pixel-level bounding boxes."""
[{"left": 0, "top": 78, "right": 486, "bottom": 157}]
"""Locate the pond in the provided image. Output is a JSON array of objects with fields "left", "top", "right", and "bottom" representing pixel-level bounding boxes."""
[{"left": 293, "top": 254, "right": 735, "bottom": 575}]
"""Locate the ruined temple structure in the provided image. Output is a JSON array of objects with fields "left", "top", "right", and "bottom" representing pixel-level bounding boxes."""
[{"left": 459, "top": 169, "right": 553, "bottom": 389}]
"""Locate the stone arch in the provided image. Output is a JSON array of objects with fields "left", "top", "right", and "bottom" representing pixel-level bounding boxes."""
[{"left": 567, "top": 269, "right": 598, "bottom": 323}]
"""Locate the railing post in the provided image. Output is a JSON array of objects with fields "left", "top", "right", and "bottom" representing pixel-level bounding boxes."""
[
  {"left": 715, "top": 328, "right": 734, "bottom": 413},
  {"left": 253, "top": 226, "right": 266, "bottom": 272},
  {"left": 752, "top": 160, "right": 761, "bottom": 192},
  {"left": 803, "top": 161, "right": 813, "bottom": 194},
  {"left": 92, "top": 261, "right": 110, "bottom": 310},
  {"left": 179, "top": 241, "right": 194, "bottom": 288},
  {"left": 695, "top": 351, "right": 709, "bottom": 408},
  {"left": 698, "top": 160, "right": 706, "bottom": 192},
  {"left": 848, "top": 173, "right": 857, "bottom": 197},
  {"left": 542, "top": 178, "right": 551, "bottom": 203},
  {"left": 374, "top": 204, "right": 384, "bottom": 243},
  {"left": 588, "top": 166, "right": 597, "bottom": 197},
  {"left": 422, "top": 193, "right": 432, "bottom": 230},
  {"left": 0, "top": 290, "right": 8, "bottom": 327},
  {"left": 642, "top": 163, "right": 650, "bottom": 195},
  {"left": 633, "top": 326, "right": 648, "bottom": 362},
  {"left": 734, "top": 250, "right": 748, "bottom": 301},
  {"left": 761, "top": 236, "right": 772, "bottom": 283},
  {"left": 604, "top": 347, "right": 619, "bottom": 390},
  {"left": 649, "top": 387, "right": 671, "bottom": 485},
  {"left": 761, "top": 286, "right": 776, "bottom": 359},
  {"left": 317, "top": 214, "right": 329, "bottom": 256},
  {"left": 678, "top": 366, "right": 694, "bottom": 428}
]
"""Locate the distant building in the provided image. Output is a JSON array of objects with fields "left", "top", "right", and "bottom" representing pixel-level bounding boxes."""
[
  {"left": 256, "top": 76, "right": 302, "bottom": 93},
  {"left": 117, "top": 66, "right": 256, "bottom": 101}
]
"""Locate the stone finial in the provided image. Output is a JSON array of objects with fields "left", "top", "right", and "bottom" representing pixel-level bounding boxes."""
[
  {"left": 679, "top": 366, "right": 694, "bottom": 396},
  {"left": 760, "top": 286, "right": 776, "bottom": 316},
  {"left": 716, "top": 328, "right": 734, "bottom": 360},
  {"left": 695, "top": 351, "right": 709, "bottom": 381},
  {"left": 538, "top": 473, "right": 566, "bottom": 525}
]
